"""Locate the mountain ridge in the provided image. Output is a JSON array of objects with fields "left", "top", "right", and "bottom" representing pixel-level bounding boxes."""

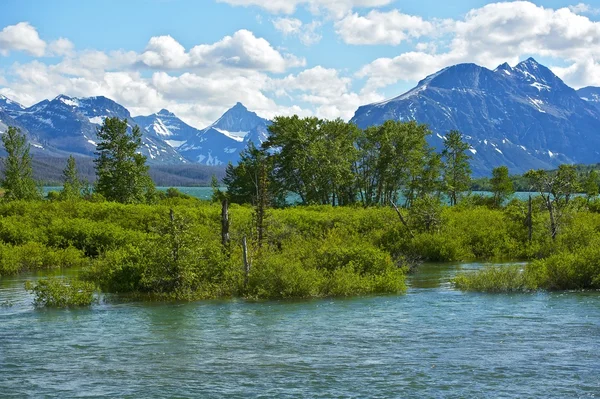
[{"left": 352, "top": 58, "right": 600, "bottom": 176}]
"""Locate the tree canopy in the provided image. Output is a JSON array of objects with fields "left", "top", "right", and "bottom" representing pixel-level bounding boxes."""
[
  {"left": 1, "top": 126, "right": 40, "bottom": 201},
  {"left": 94, "top": 117, "right": 154, "bottom": 203}
]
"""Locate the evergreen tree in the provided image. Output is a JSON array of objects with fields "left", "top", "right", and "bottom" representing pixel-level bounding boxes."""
[
  {"left": 490, "top": 166, "right": 514, "bottom": 207},
  {"left": 94, "top": 117, "right": 154, "bottom": 203},
  {"left": 60, "top": 155, "right": 84, "bottom": 200},
  {"left": 1, "top": 126, "right": 40, "bottom": 200},
  {"left": 442, "top": 130, "right": 472, "bottom": 206},
  {"left": 222, "top": 142, "right": 282, "bottom": 206}
]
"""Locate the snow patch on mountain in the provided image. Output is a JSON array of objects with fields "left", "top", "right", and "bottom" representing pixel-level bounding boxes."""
[{"left": 213, "top": 128, "right": 246, "bottom": 142}]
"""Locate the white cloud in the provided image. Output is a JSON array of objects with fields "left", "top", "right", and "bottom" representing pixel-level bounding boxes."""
[
  {"left": 189, "top": 29, "right": 305, "bottom": 72},
  {"left": 568, "top": 3, "right": 600, "bottom": 15},
  {"left": 552, "top": 58, "right": 600, "bottom": 88},
  {"left": 357, "top": 1, "right": 600, "bottom": 91},
  {"left": 335, "top": 10, "right": 435, "bottom": 45},
  {"left": 273, "top": 18, "right": 303, "bottom": 35},
  {"left": 139, "top": 35, "right": 189, "bottom": 69},
  {"left": 49, "top": 38, "right": 75, "bottom": 57},
  {"left": 273, "top": 17, "right": 322, "bottom": 45},
  {"left": 0, "top": 22, "right": 46, "bottom": 57},
  {"left": 218, "top": 0, "right": 393, "bottom": 18},
  {"left": 270, "top": 66, "right": 383, "bottom": 119},
  {"left": 138, "top": 30, "right": 304, "bottom": 72}
]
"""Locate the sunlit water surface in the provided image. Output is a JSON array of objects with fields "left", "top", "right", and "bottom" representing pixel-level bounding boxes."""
[{"left": 1, "top": 263, "right": 599, "bottom": 398}]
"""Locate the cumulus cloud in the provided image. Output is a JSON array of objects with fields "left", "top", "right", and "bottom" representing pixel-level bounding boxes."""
[
  {"left": 138, "top": 30, "right": 304, "bottom": 72},
  {"left": 269, "top": 66, "right": 383, "bottom": 119},
  {"left": 189, "top": 29, "right": 305, "bottom": 72},
  {"left": 273, "top": 17, "right": 322, "bottom": 45},
  {"left": 218, "top": 0, "right": 392, "bottom": 18},
  {"left": 49, "top": 38, "right": 75, "bottom": 57},
  {"left": 139, "top": 35, "right": 189, "bottom": 69},
  {"left": 552, "top": 59, "right": 600, "bottom": 88},
  {"left": 335, "top": 10, "right": 435, "bottom": 45},
  {"left": 0, "top": 22, "right": 46, "bottom": 57},
  {"left": 357, "top": 1, "right": 600, "bottom": 91}
]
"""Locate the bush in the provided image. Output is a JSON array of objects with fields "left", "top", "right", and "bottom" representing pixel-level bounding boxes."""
[
  {"left": 25, "top": 278, "right": 96, "bottom": 308},
  {"left": 453, "top": 265, "right": 531, "bottom": 292}
]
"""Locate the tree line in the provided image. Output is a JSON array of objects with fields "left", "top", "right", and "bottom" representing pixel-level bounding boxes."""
[
  {"left": 222, "top": 117, "right": 476, "bottom": 208},
  {"left": 2, "top": 115, "right": 598, "bottom": 215},
  {"left": 1, "top": 119, "right": 154, "bottom": 203}
]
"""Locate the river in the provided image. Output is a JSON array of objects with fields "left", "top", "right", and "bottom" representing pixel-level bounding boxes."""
[{"left": 1, "top": 263, "right": 599, "bottom": 398}]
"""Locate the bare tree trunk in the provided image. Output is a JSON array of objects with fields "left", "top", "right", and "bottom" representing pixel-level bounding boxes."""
[
  {"left": 242, "top": 236, "right": 250, "bottom": 288},
  {"left": 390, "top": 199, "right": 415, "bottom": 238},
  {"left": 221, "top": 199, "right": 230, "bottom": 248},
  {"left": 549, "top": 204, "right": 557, "bottom": 240},
  {"left": 527, "top": 194, "right": 533, "bottom": 243}
]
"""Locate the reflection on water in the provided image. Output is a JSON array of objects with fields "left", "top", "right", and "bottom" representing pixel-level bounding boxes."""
[{"left": 1, "top": 263, "right": 599, "bottom": 398}]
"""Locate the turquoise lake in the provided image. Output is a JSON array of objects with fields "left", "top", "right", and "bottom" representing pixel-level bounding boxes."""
[{"left": 1, "top": 263, "right": 598, "bottom": 398}]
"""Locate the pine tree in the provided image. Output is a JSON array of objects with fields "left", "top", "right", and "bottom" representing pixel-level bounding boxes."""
[
  {"left": 1, "top": 126, "right": 40, "bottom": 200},
  {"left": 60, "top": 155, "right": 84, "bottom": 200},
  {"left": 442, "top": 130, "right": 472, "bottom": 206},
  {"left": 94, "top": 117, "right": 154, "bottom": 203}
]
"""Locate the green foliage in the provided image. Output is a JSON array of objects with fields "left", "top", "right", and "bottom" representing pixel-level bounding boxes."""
[
  {"left": 525, "top": 165, "right": 580, "bottom": 239},
  {"left": 583, "top": 169, "right": 599, "bottom": 199},
  {"left": 222, "top": 143, "right": 281, "bottom": 205},
  {"left": 165, "top": 187, "right": 191, "bottom": 199},
  {"left": 453, "top": 265, "right": 531, "bottom": 293},
  {"left": 356, "top": 120, "right": 433, "bottom": 206},
  {"left": 94, "top": 117, "right": 154, "bottom": 203},
  {"left": 490, "top": 166, "right": 514, "bottom": 206},
  {"left": 60, "top": 155, "right": 85, "bottom": 200},
  {"left": 4, "top": 196, "right": 600, "bottom": 299},
  {"left": 408, "top": 194, "right": 443, "bottom": 232},
  {"left": 1, "top": 126, "right": 40, "bottom": 201},
  {"left": 0, "top": 242, "right": 87, "bottom": 276},
  {"left": 264, "top": 116, "right": 360, "bottom": 205},
  {"left": 442, "top": 130, "right": 472, "bottom": 206},
  {"left": 25, "top": 278, "right": 95, "bottom": 308}
]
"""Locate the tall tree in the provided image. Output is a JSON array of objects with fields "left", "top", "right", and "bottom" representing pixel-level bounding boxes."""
[
  {"left": 442, "top": 130, "right": 472, "bottom": 206},
  {"left": 355, "top": 120, "right": 432, "bottom": 206},
  {"left": 1, "top": 126, "right": 40, "bottom": 200},
  {"left": 222, "top": 142, "right": 281, "bottom": 206},
  {"left": 583, "top": 169, "right": 599, "bottom": 201},
  {"left": 264, "top": 116, "right": 360, "bottom": 205},
  {"left": 60, "top": 155, "right": 85, "bottom": 200},
  {"left": 490, "top": 166, "right": 514, "bottom": 207},
  {"left": 525, "top": 165, "right": 579, "bottom": 240},
  {"left": 94, "top": 117, "right": 154, "bottom": 203}
]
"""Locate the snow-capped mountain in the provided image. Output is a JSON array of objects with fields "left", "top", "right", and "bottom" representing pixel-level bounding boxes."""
[
  {"left": 13, "top": 95, "right": 185, "bottom": 164},
  {"left": 134, "top": 109, "right": 198, "bottom": 149},
  {"left": 578, "top": 87, "right": 600, "bottom": 111},
  {"left": 0, "top": 94, "right": 26, "bottom": 115},
  {"left": 351, "top": 58, "right": 600, "bottom": 176},
  {"left": 179, "top": 102, "right": 270, "bottom": 165}
]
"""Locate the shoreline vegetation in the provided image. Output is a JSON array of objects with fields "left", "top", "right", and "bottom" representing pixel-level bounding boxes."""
[{"left": 1, "top": 117, "right": 599, "bottom": 307}]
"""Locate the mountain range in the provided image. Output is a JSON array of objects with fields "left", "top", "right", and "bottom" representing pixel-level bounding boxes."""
[
  {"left": 1, "top": 58, "right": 600, "bottom": 176},
  {"left": 352, "top": 58, "right": 600, "bottom": 176},
  {"left": 0, "top": 94, "right": 270, "bottom": 168}
]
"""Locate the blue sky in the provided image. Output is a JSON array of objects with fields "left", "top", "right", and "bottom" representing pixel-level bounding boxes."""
[{"left": 1, "top": 0, "right": 599, "bottom": 127}]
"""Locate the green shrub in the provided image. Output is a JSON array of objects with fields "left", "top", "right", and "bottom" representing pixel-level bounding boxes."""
[
  {"left": 25, "top": 278, "right": 96, "bottom": 308},
  {"left": 453, "top": 265, "right": 531, "bottom": 292}
]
